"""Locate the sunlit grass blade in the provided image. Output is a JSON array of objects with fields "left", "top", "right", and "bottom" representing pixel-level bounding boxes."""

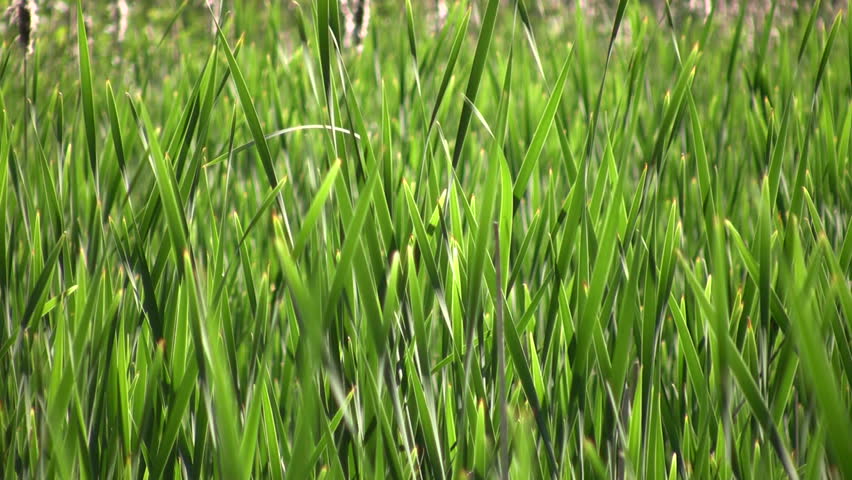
[
  {"left": 77, "top": 0, "right": 97, "bottom": 181},
  {"left": 451, "top": 0, "right": 499, "bottom": 167},
  {"left": 512, "top": 50, "right": 573, "bottom": 200},
  {"left": 215, "top": 18, "right": 292, "bottom": 245},
  {"left": 21, "top": 233, "right": 65, "bottom": 328},
  {"left": 428, "top": 7, "right": 471, "bottom": 135},
  {"left": 128, "top": 95, "right": 190, "bottom": 271}
]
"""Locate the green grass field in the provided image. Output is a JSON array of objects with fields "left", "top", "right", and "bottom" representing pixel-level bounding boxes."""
[{"left": 1, "top": 0, "right": 851, "bottom": 478}]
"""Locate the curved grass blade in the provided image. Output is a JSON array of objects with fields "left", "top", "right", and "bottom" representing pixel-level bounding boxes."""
[{"left": 205, "top": 125, "right": 360, "bottom": 168}]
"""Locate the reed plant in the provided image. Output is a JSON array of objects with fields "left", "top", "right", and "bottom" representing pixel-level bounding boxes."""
[{"left": 0, "top": 0, "right": 850, "bottom": 478}]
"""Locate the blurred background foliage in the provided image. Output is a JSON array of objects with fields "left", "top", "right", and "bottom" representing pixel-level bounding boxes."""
[
  {"left": 6, "top": 1, "right": 846, "bottom": 51},
  {"left": 3, "top": 0, "right": 845, "bottom": 95}
]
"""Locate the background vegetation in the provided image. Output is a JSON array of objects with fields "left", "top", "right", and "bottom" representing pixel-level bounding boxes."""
[{"left": 1, "top": 0, "right": 851, "bottom": 478}]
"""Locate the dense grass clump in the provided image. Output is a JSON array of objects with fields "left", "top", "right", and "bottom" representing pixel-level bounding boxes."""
[{"left": 1, "top": 0, "right": 851, "bottom": 478}]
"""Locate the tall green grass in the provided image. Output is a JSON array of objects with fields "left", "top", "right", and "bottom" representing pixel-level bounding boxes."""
[{"left": 1, "top": 0, "right": 851, "bottom": 478}]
